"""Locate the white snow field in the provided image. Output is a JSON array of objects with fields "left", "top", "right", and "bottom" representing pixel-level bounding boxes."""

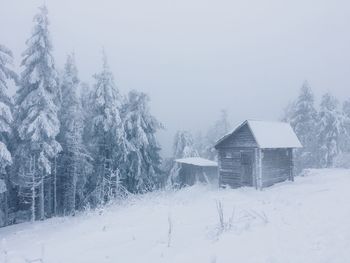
[{"left": 1, "top": 169, "right": 350, "bottom": 263}]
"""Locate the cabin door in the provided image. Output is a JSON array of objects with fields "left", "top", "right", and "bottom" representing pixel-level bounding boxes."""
[{"left": 240, "top": 151, "right": 254, "bottom": 186}]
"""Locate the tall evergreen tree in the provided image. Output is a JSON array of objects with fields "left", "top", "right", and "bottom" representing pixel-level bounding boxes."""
[
  {"left": 0, "top": 45, "right": 15, "bottom": 176},
  {"left": 88, "top": 51, "right": 128, "bottom": 204},
  {"left": 124, "top": 90, "right": 163, "bottom": 193},
  {"left": 57, "top": 54, "right": 89, "bottom": 215},
  {"left": 341, "top": 99, "right": 350, "bottom": 152},
  {"left": 172, "top": 131, "right": 199, "bottom": 159},
  {"left": 318, "top": 93, "right": 345, "bottom": 167},
  {"left": 289, "top": 82, "right": 318, "bottom": 170},
  {"left": 205, "top": 109, "right": 231, "bottom": 160},
  {"left": 14, "top": 5, "right": 61, "bottom": 221},
  {"left": 0, "top": 44, "right": 17, "bottom": 226},
  {"left": 167, "top": 130, "right": 199, "bottom": 187}
]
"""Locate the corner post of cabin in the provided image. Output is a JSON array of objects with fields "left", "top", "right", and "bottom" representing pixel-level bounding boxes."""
[
  {"left": 254, "top": 148, "right": 258, "bottom": 190},
  {"left": 256, "top": 148, "right": 263, "bottom": 190},
  {"left": 289, "top": 148, "right": 294, "bottom": 182},
  {"left": 258, "top": 148, "right": 263, "bottom": 190},
  {"left": 217, "top": 151, "right": 221, "bottom": 187}
]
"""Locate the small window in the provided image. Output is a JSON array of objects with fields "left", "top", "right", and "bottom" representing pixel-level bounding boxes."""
[{"left": 225, "top": 151, "right": 233, "bottom": 158}]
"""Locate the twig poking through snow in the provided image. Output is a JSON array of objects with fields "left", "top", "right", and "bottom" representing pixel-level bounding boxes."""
[
  {"left": 216, "top": 200, "right": 224, "bottom": 232},
  {"left": 215, "top": 200, "right": 235, "bottom": 236},
  {"left": 167, "top": 213, "right": 172, "bottom": 247}
]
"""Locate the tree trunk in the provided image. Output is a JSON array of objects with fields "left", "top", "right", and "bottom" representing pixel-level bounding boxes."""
[
  {"left": 72, "top": 162, "right": 77, "bottom": 215},
  {"left": 31, "top": 155, "right": 36, "bottom": 223},
  {"left": 39, "top": 172, "right": 45, "bottom": 220},
  {"left": 53, "top": 157, "right": 57, "bottom": 216}
]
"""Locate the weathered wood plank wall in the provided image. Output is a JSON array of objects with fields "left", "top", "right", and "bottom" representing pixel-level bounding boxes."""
[
  {"left": 217, "top": 125, "right": 257, "bottom": 148},
  {"left": 261, "top": 148, "right": 292, "bottom": 187},
  {"left": 218, "top": 148, "right": 256, "bottom": 188}
]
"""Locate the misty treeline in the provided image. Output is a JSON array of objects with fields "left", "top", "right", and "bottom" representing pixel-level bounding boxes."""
[
  {"left": 167, "top": 82, "right": 350, "bottom": 182},
  {"left": 169, "top": 82, "right": 350, "bottom": 177},
  {"left": 282, "top": 81, "right": 350, "bottom": 172},
  {"left": 0, "top": 5, "right": 164, "bottom": 227}
]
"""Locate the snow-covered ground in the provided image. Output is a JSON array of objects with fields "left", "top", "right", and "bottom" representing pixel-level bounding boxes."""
[{"left": 1, "top": 169, "right": 350, "bottom": 263}]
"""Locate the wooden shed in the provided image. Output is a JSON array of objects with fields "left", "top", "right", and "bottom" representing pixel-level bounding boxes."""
[
  {"left": 215, "top": 120, "right": 302, "bottom": 189},
  {"left": 175, "top": 157, "right": 218, "bottom": 186},
  {"left": 0, "top": 179, "right": 7, "bottom": 227}
]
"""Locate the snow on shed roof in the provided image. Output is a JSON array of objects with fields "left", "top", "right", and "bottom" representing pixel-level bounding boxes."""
[
  {"left": 0, "top": 179, "right": 6, "bottom": 194},
  {"left": 175, "top": 157, "right": 218, "bottom": 167},
  {"left": 216, "top": 120, "right": 302, "bottom": 149}
]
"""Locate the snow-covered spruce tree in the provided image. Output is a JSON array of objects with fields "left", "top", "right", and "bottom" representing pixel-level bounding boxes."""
[
  {"left": 289, "top": 82, "right": 319, "bottom": 170},
  {"left": 341, "top": 99, "right": 350, "bottom": 152},
  {"left": 14, "top": 5, "right": 61, "bottom": 221},
  {"left": 173, "top": 130, "right": 199, "bottom": 159},
  {"left": 317, "top": 93, "right": 345, "bottom": 168},
  {"left": 0, "top": 44, "right": 17, "bottom": 226},
  {"left": 88, "top": 52, "right": 129, "bottom": 205},
  {"left": 56, "top": 54, "right": 90, "bottom": 215},
  {"left": 194, "top": 131, "right": 206, "bottom": 158},
  {"left": 124, "top": 90, "right": 163, "bottom": 193},
  {"left": 204, "top": 109, "right": 231, "bottom": 160},
  {"left": 167, "top": 130, "right": 199, "bottom": 187},
  {"left": 333, "top": 99, "right": 350, "bottom": 167},
  {"left": 0, "top": 45, "right": 16, "bottom": 177},
  {"left": 281, "top": 101, "right": 296, "bottom": 122}
]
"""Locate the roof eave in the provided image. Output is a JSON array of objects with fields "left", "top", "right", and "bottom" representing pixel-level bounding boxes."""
[{"left": 214, "top": 120, "right": 249, "bottom": 149}]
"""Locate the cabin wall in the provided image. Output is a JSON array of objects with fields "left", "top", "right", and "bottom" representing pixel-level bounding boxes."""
[
  {"left": 218, "top": 148, "right": 256, "bottom": 188},
  {"left": 261, "top": 148, "right": 292, "bottom": 187},
  {"left": 179, "top": 164, "right": 218, "bottom": 186},
  {"left": 0, "top": 193, "right": 7, "bottom": 227},
  {"left": 218, "top": 147, "right": 294, "bottom": 189}
]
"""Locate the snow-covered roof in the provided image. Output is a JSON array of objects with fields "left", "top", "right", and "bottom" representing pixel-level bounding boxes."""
[
  {"left": 175, "top": 157, "right": 218, "bottom": 167},
  {"left": 0, "top": 179, "right": 6, "bottom": 194},
  {"left": 216, "top": 120, "right": 302, "bottom": 149}
]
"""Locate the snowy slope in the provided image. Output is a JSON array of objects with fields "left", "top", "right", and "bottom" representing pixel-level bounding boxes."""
[{"left": 1, "top": 169, "right": 350, "bottom": 263}]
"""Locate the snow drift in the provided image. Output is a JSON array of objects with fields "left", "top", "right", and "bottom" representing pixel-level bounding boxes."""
[{"left": 1, "top": 169, "right": 350, "bottom": 263}]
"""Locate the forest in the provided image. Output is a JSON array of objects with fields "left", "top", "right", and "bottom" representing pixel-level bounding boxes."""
[{"left": 1, "top": 4, "right": 350, "bottom": 228}]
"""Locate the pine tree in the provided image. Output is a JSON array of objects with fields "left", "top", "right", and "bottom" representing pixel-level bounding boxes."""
[
  {"left": 124, "top": 90, "right": 163, "bottom": 193},
  {"left": 281, "top": 101, "right": 296, "bottom": 122},
  {"left": 0, "top": 44, "right": 17, "bottom": 226},
  {"left": 205, "top": 109, "right": 231, "bottom": 160},
  {"left": 0, "top": 45, "right": 15, "bottom": 177},
  {"left": 318, "top": 93, "right": 345, "bottom": 167},
  {"left": 172, "top": 131, "right": 199, "bottom": 159},
  {"left": 341, "top": 99, "right": 350, "bottom": 152},
  {"left": 289, "top": 82, "right": 318, "bottom": 170},
  {"left": 88, "top": 51, "right": 128, "bottom": 204},
  {"left": 14, "top": 5, "right": 61, "bottom": 221},
  {"left": 56, "top": 54, "right": 89, "bottom": 215},
  {"left": 167, "top": 130, "right": 199, "bottom": 187}
]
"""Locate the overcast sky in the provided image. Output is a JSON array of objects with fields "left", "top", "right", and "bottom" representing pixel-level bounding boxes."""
[{"left": 1, "top": 0, "right": 350, "bottom": 156}]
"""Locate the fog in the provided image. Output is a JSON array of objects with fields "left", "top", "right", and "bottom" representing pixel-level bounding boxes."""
[{"left": 1, "top": 0, "right": 350, "bottom": 156}]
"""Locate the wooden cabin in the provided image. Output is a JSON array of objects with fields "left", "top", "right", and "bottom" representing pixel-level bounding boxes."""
[
  {"left": 175, "top": 157, "right": 218, "bottom": 186},
  {"left": 0, "top": 179, "right": 7, "bottom": 227},
  {"left": 215, "top": 120, "right": 302, "bottom": 189}
]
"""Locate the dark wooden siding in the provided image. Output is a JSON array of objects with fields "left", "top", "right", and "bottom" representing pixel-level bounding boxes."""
[
  {"left": 0, "top": 193, "right": 6, "bottom": 227},
  {"left": 217, "top": 124, "right": 257, "bottom": 148},
  {"left": 218, "top": 148, "right": 256, "bottom": 188},
  {"left": 261, "top": 148, "right": 292, "bottom": 187},
  {"left": 179, "top": 164, "right": 218, "bottom": 186}
]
